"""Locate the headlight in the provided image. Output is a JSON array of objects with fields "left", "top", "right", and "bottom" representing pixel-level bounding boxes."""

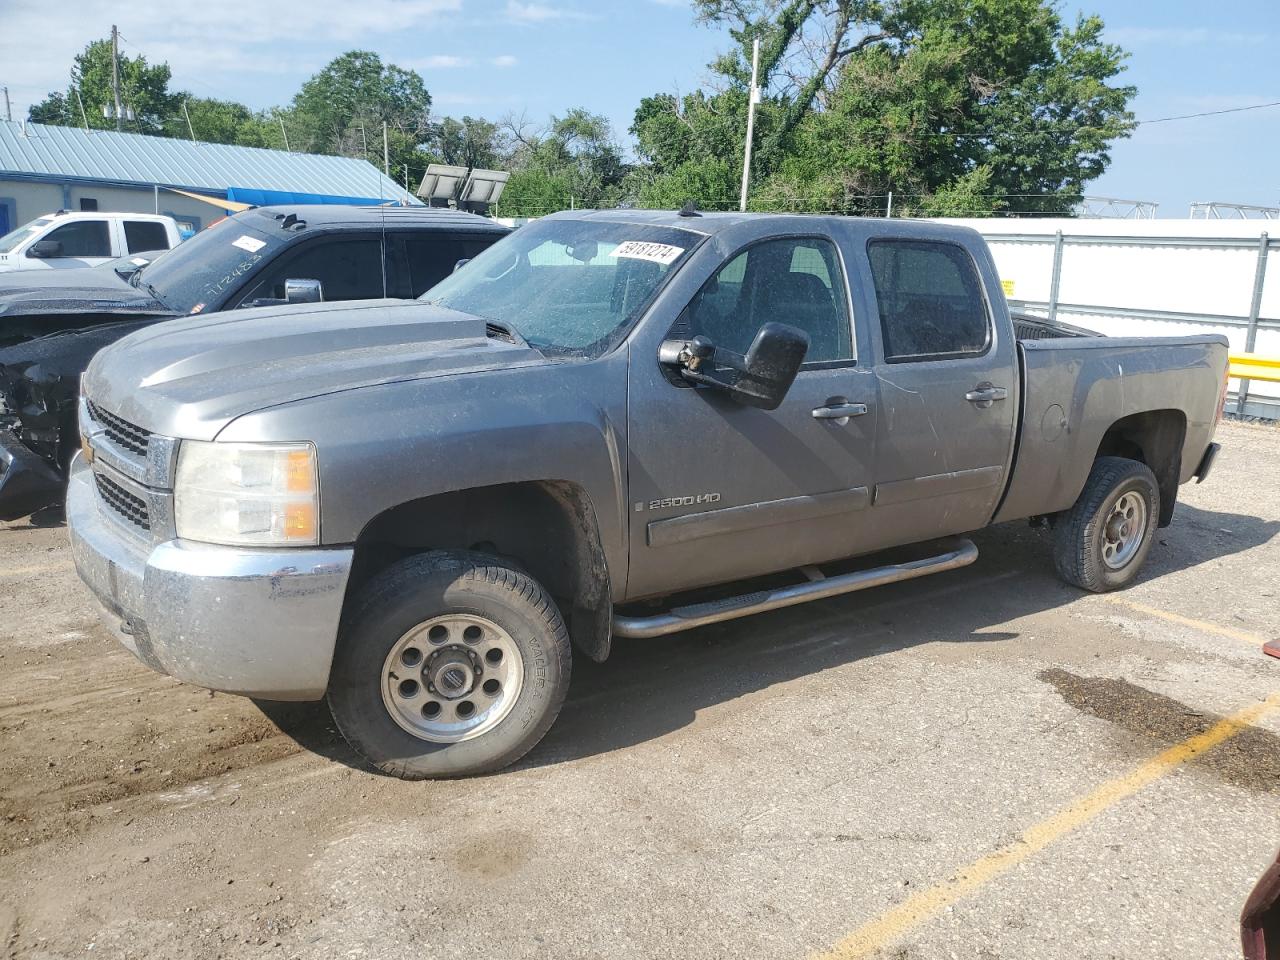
[{"left": 175, "top": 441, "right": 319, "bottom": 546}]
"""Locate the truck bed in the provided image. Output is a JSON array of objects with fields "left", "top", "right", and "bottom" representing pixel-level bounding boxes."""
[{"left": 993, "top": 334, "right": 1229, "bottom": 525}]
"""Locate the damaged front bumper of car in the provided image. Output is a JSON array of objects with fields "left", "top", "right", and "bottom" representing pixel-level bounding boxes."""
[{"left": 0, "top": 424, "right": 63, "bottom": 520}]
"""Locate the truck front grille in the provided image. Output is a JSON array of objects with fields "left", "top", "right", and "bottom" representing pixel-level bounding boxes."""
[
  {"left": 87, "top": 400, "right": 151, "bottom": 457},
  {"left": 94, "top": 472, "right": 151, "bottom": 531}
]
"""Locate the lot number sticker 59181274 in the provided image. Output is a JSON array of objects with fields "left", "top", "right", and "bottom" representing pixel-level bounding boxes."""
[{"left": 611, "top": 241, "right": 685, "bottom": 265}]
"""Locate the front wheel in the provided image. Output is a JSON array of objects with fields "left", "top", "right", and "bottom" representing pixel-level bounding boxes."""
[
  {"left": 327, "top": 551, "right": 572, "bottom": 779},
  {"left": 1053, "top": 456, "right": 1160, "bottom": 592}
]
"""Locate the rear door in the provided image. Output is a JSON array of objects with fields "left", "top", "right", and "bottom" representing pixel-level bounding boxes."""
[
  {"left": 860, "top": 237, "right": 1018, "bottom": 544},
  {"left": 401, "top": 233, "right": 505, "bottom": 297},
  {"left": 123, "top": 219, "right": 174, "bottom": 254}
]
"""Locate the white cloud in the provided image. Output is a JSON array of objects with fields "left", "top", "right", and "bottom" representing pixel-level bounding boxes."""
[
  {"left": 491, "top": 54, "right": 518, "bottom": 67},
  {"left": 0, "top": 0, "right": 462, "bottom": 114},
  {"left": 504, "top": 1, "right": 594, "bottom": 23}
]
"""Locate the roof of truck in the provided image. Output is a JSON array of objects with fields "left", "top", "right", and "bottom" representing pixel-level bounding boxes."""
[
  {"left": 544, "top": 207, "right": 980, "bottom": 243},
  {"left": 232, "top": 205, "right": 509, "bottom": 234}
]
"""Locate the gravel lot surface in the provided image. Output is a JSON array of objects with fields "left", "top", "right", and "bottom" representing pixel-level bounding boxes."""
[{"left": 1, "top": 419, "right": 1276, "bottom": 960}]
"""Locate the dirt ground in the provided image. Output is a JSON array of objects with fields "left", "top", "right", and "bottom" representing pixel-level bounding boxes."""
[{"left": 1, "top": 419, "right": 1277, "bottom": 960}]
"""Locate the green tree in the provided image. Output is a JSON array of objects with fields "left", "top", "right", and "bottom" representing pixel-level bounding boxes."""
[
  {"left": 289, "top": 50, "right": 433, "bottom": 174},
  {"left": 633, "top": 0, "right": 1135, "bottom": 215},
  {"left": 29, "top": 38, "right": 180, "bottom": 134},
  {"left": 428, "top": 116, "right": 506, "bottom": 169},
  {"left": 495, "top": 109, "right": 628, "bottom": 216},
  {"left": 166, "top": 96, "right": 274, "bottom": 147}
]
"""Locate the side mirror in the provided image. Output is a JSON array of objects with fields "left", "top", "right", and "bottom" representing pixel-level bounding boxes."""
[
  {"left": 659, "top": 322, "right": 809, "bottom": 410},
  {"left": 453, "top": 258, "right": 471, "bottom": 273},
  {"left": 284, "top": 278, "right": 324, "bottom": 304},
  {"left": 27, "top": 239, "right": 62, "bottom": 259}
]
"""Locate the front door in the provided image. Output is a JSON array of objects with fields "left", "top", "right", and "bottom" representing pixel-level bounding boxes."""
[
  {"left": 625, "top": 234, "right": 879, "bottom": 600},
  {"left": 860, "top": 238, "right": 1018, "bottom": 548}
]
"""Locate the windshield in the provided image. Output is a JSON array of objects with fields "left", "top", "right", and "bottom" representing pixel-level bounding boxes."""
[
  {"left": 423, "top": 218, "right": 701, "bottom": 358},
  {"left": 0, "top": 218, "right": 52, "bottom": 254},
  {"left": 132, "top": 216, "right": 287, "bottom": 313}
]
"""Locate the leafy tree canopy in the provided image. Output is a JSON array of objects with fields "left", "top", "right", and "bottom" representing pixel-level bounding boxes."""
[
  {"left": 30, "top": 39, "right": 180, "bottom": 135},
  {"left": 635, "top": 0, "right": 1136, "bottom": 215}
]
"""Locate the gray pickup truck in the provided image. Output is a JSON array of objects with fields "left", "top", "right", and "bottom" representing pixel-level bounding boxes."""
[{"left": 67, "top": 210, "right": 1229, "bottom": 778}]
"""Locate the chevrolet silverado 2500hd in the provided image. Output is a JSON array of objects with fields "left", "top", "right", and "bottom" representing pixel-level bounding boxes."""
[{"left": 67, "top": 210, "right": 1229, "bottom": 778}]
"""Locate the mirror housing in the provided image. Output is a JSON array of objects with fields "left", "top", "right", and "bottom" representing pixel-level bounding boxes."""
[
  {"left": 659, "top": 322, "right": 809, "bottom": 410},
  {"left": 284, "top": 278, "right": 324, "bottom": 304},
  {"left": 27, "top": 239, "right": 62, "bottom": 259}
]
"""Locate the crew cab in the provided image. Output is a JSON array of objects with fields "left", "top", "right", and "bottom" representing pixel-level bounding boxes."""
[
  {"left": 67, "top": 210, "right": 1229, "bottom": 779},
  {"left": 0, "top": 205, "right": 508, "bottom": 519},
  {"left": 0, "top": 211, "right": 181, "bottom": 272}
]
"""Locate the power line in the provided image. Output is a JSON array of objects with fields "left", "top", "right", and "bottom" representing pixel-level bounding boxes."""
[{"left": 1137, "top": 100, "right": 1280, "bottom": 125}]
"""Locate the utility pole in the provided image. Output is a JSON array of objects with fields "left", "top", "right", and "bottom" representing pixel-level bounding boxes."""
[
  {"left": 383, "top": 121, "right": 389, "bottom": 176},
  {"left": 2, "top": 87, "right": 11, "bottom": 123},
  {"left": 74, "top": 88, "right": 90, "bottom": 131},
  {"left": 182, "top": 98, "right": 195, "bottom": 139},
  {"left": 886, "top": 191, "right": 893, "bottom": 218},
  {"left": 738, "top": 36, "right": 761, "bottom": 212},
  {"left": 278, "top": 116, "right": 290, "bottom": 151},
  {"left": 111, "top": 25, "right": 123, "bottom": 131}
]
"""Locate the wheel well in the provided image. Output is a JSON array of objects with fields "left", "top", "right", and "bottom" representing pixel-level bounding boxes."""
[
  {"left": 346, "top": 481, "right": 614, "bottom": 662},
  {"left": 1094, "top": 409, "right": 1186, "bottom": 526}
]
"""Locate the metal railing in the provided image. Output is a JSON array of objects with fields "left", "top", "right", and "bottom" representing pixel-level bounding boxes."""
[{"left": 991, "top": 229, "right": 1276, "bottom": 417}]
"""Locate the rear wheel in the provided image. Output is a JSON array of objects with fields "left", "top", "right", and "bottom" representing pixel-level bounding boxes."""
[
  {"left": 327, "top": 551, "right": 571, "bottom": 779},
  {"left": 1053, "top": 456, "right": 1160, "bottom": 592}
]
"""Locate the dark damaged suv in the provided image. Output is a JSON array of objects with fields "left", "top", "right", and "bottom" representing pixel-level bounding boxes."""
[{"left": 0, "top": 205, "right": 507, "bottom": 519}]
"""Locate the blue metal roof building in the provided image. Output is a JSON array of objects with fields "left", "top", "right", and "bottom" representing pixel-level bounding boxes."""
[{"left": 0, "top": 119, "right": 420, "bottom": 235}]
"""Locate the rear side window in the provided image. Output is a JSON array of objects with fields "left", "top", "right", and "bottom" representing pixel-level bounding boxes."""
[
  {"left": 43, "top": 220, "right": 111, "bottom": 257},
  {"left": 867, "top": 240, "right": 990, "bottom": 363},
  {"left": 125, "top": 220, "right": 172, "bottom": 253},
  {"left": 404, "top": 233, "right": 503, "bottom": 297}
]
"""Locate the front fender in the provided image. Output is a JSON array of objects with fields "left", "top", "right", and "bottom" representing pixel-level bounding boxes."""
[{"left": 216, "top": 353, "right": 630, "bottom": 599}]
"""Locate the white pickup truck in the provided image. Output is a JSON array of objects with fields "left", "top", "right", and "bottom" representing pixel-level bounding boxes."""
[{"left": 0, "top": 211, "right": 182, "bottom": 273}]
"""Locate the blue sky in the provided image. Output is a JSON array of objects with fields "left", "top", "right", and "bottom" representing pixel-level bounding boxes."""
[{"left": 1, "top": 0, "right": 1276, "bottom": 216}]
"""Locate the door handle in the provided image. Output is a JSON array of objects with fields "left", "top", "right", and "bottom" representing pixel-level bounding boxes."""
[
  {"left": 965, "top": 384, "right": 1008, "bottom": 405},
  {"left": 812, "top": 401, "right": 869, "bottom": 423}
]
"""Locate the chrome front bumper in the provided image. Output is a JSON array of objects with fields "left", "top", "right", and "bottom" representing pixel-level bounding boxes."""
[{"left": 66, "top": 457, "right": 354, "bottom": 700}]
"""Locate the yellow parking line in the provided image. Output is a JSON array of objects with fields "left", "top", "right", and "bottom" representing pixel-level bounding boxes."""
[
  {"left": 0, "top": 561, "right": 74, "bottom": 579},
  {"left": 1107, "top": 597, "right": 1269, "bottom": 649},
  {"left": 811, "top": 691, "right": 1280, "bottom": 960}
]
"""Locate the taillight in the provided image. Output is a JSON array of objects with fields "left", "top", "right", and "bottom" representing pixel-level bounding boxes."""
[{"left": 1217, "top": 364, "right": 1230, "bottom": 424}]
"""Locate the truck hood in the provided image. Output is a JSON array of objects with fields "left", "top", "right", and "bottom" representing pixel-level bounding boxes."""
[
  {"left": 84, "top": 298, "right": 549, "bottom": 441},
  {"left": 0, "top": 264, "right": 170, "bottom": 318}
]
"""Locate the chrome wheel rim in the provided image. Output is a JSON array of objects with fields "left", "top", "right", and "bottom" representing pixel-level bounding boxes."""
[
  {"left": 381, "top": 614, "right": 524, "bottom": 743},
  {"left": 1101, "top": 491, "right": 1146, "bottom": 570}
]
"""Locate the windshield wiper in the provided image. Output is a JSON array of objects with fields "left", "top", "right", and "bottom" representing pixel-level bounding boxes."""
[{"left": 484, "top": 320, "right": 526, "bottom": 345}]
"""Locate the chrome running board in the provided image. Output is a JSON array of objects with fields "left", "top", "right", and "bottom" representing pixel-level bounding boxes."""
[{"left": 612, "top": 538, "right": 978, "bottom": 639}]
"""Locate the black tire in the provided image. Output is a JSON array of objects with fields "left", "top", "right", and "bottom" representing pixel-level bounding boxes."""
[
  {"left": 327, "top": 551, "right": 571, "bottom": 779},
  {"left": 1053, "top": 456, "right": 1160, "bottom": 592}
]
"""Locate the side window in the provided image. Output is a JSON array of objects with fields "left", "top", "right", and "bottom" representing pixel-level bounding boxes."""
[
  {"left": 43, "top": 220, "right": 111, "bottom": 257},
  {"left": 405, "top": 234, "right": 503, "bottom": 297},
  {"left": 125, "top": 221, "right": 172, "bottom": 253},
  {"left": 867, "top": 240, "right": 991, "bottom": 363},
  {"left": 234, "top": 238, "right": 385, "bottom": 306},
  {"left": 681, "top": 236, "right": 853, "bottom": 364}
]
